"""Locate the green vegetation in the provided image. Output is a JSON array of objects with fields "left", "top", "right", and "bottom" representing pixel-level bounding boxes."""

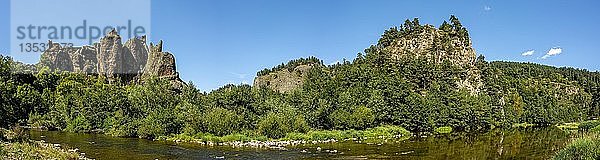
[
  {"left": 553, "top": 134, "right": 600, "bottom": 160},
  {"left": 435, "top": 126, "right": 453, "bottom": 134},
  {"left": 164, "top": 125, "right": 410, "bottom": 144},
  {"left": 557, "top": 122, "right": 581, "bottom": 130},
  {"left": 1, "top": 141, "right": 82, "bottom": 159},
  {"left": 0, "top": 127, "right": 84, "bottom": 159},
  {"left": 283, "top": 125, "right": 410, "bottom": 141},
  {"left": 256, "top": 56, "right": 322, "bottom": 76},
  {"left": 580, "top": 120, "right": 600, "bottom": 131},
  {"left": 592, "top": 125, "right": 600, "bottom": 133},
  {"left": 1, "top": 16, "right": 600, "bottom": 148}
]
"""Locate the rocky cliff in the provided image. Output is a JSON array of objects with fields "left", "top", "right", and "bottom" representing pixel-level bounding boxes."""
[
  {"left": 378, "top": 18, "right": 482, "bottom": 93},
  {"left": 253, "top": 57, "right": 322, "bottom": 93},
  {"left": 39, "top": 29, "right": 184, "bottom": 87},
  {"left": 253, "top": 63, "right": 315, "bottom": 93},
  {"left": 254, "top": 17, "right": 483, "bottom": 93}
]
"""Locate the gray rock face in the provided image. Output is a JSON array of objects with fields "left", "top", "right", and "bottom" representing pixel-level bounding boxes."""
[
  {"left": 383, "top": 25, "right": 482, "bottom": 93},
  {"left": 384, "top": 25, "right": 476, "bottom": 67},
  {"left": 39, "top": 30, "right": 183, "bottom": 86},
  {"left": 142, "top": 40, "right": 184, "bottom": 89},
  {"left": 253, "top": 64, "right": 315, "bottom": 93}
]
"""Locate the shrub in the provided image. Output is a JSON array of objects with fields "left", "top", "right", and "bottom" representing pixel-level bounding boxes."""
[
  {"left": 27, "top": 113, "right": 52, "bottom": 130},
  {"left": 282, "top": 125, "right": 411, "bottom": 141},
  {"left": 435, "top": 126, "right": 453, "bottom": 134},
  {"left": 1, "top": 126, "right": 28, "bottom": 142},
  {"left": 579, "top": 120, "right": 600, "bottom": 131},
  {"left": 592, "top": 125, "right": 600, "bottom": 133},
  {"left": 201, "top": 107, "right": 244, "bottom": 136},
  {"left": 329, "top": 109, "right": 351, "bottom": 130},
  {"left": 137, "top": 109, "right": 181, "bottom": 139},
  {"left": 330, "top": 106, "right": 375, "bottom": 130},
  {"left": 258, "top": 111, "right": 309, "bottom": 139},
  {"left": 553, "top": 135, "right": 600, "bottom": 160},
  {"left": 363, "top": 125, "right": 411, "bottom": 138},
  {"left": 350, "top": 106, "right": 375, "bottom": 130},
  {"left": 65, "top": 115, "right": 91, "bottom": 133}
]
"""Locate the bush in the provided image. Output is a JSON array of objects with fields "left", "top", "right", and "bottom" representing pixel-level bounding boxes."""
[
  {"left": 1, "top": 126, "right": 28, "bottom": 142},
  {"left": 363, "top": 125, "right": 411, "bottom": 138},
  {"left": 350, "top": 106, "right": 375, "bottom": 130},
  {"left": 282, "top": 125, "right": 411, "bottom": 141},
  {"left": 65, "top": 115, "right": 91, "bottom": 133},
  {"left": 592, "top": 125, "right": 600, "bottom": 133},
  {"left": 137, "top": 109, "right": 181, "bottom": 139},
  {"left": 258, "top": 111, "right": 309, "bottom": 139},
  {"left": 330, "top": 109, "right": 351, "bottom": 130},
  {"left": 329, "top": 106, "right": 375, "bottom": 130},
  {"left": 201, "top": 107, "right": 244, "bottom": 136},
  {"left": 579, "top": 120, "right": 600, "bottom": 131},
  {"left": 435, "top": 126, "right": 453, "bottom": 134},
  {"left": 553, "top": 135, "right": 600, "bottom": 160}
]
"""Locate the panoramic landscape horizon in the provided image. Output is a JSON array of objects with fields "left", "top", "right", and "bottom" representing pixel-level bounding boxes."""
[
  {"left": 1, "top": 0, "right": 600, "bottom": 160},
  {"left": 1, "top": 0, "right": 599, "bottom": 91}
]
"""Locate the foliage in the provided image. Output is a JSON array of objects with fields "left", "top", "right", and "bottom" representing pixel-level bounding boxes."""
[
  {"left": 256, "top": 56, "right": 322, "bottom": 76},
  {"left": 282, "top": 125, "right": 410, "bottom": 141},
  {"left": 330, "top": 106, "right": 375, "bottom": 130},
  {"left": 435, "top": 126, "right": 453, "bottom": 134},
  {"left": 553, "top": 134, "right": 600, "bottom": 160},
  {"left": 1, "top": 16, "right": 600, "bottom": 144},
  {"left": 580, "top": 120, "right": 600, "bottom": 131},
  {"left": 201, "top": 107, "right": 244, "bottom": 136},
  {"left": 0, "top": 141, "right": 82, "bottom": 159},
  {"left": 257, "top": 109, "right": 309, "bottom": 139},
  {"left": 592, "top": 125, "right": 600, "bottom": 133}
]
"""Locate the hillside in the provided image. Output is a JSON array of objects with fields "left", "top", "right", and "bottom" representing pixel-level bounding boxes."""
[
  {"left": 253, "top": 16, "right": 600, "bottom": 130},
  {"left": 255, "top": 16, "right": 482, "bottom": 94},
  {"left": 1, "top": 15, "right": 599, "bottom": 140}
]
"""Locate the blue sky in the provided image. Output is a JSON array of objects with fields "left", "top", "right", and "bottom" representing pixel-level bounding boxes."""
[{"left": 1, "top": 0, "right": 599, "bottom": 91}]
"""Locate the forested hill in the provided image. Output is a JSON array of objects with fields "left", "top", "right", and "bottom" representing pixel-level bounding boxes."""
[
  {"left": 254, "top": 15, "right": 600, "bottom": 131},
  {"left": 1, "top": 16, "right": 599, "bottom": 139}
]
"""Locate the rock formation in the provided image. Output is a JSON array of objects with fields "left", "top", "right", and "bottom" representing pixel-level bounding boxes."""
[
  {"left": 253, "top": 63, "right": 315, "bottom": 93},
  {"left": 39, "top": 29, "right": 184, "bottom": 88},
  {"left": 254, "top": 18, "right": 483, "bottom": 94},
  {"left": 378, "top": 21, "right": 483, "bottom": 94}
]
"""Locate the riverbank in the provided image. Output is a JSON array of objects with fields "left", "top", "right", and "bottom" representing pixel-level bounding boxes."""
[
  {"left": 27, "top": 127, "right": 573, "bottom": 159},
  {"left": 1, "top": 128, "right": 88, "bottom": 159},
  {"left": 159, "top": 125, "right": 412, "bottom": 149},
  {"left": 551, "top": 120, "right": 600, "bottom": 160},
  {"left": 1, "top": 140, "right": 88, "bottom": 159}
]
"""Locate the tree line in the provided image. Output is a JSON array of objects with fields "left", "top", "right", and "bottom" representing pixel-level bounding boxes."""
[{"left": 1, "top": 16, "right": 599, "bottom": 139}]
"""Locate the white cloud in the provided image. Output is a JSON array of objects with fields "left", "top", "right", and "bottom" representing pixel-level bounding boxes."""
[
  {"left": 541, "top": 47, "right": 562, "bottom": 59},
  {"left": 484, "top": 6, "right": 492, "bottom": 11},
  {"left": 230, "top": 72, "right": 248, "bottom": 79},
  {"left": 521, "top": 50, "right": 534, "bottom": 56}
]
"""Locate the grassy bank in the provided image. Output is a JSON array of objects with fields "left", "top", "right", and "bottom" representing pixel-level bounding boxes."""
[
  {"left": 1, "top": 127, "right": 87, "bottom": 159},
  {"left": 553, "top": 121, "right": 600, "bottom": 160},
  {"left": 161, "top": 125, "right": 411, "bottom": 147},
  {"left": 553, "top": 133, "right": 600, "bottom": 160},
  {"left": 1, "top": 141, "right": 84, "bottom": 159}
]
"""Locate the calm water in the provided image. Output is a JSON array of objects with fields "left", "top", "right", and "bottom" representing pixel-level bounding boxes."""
[{"left": 28, "top": 128, "right": 572, "bottom": 160}]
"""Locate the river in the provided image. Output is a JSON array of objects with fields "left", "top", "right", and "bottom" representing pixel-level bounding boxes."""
[{"left": 28, "top": 127, "right": 572, "bottom": 159}]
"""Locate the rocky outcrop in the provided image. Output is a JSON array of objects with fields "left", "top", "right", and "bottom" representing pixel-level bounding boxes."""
[
  {"left": 380, "top": 22, "right": 482, "bottom": 93},
  {"left": 39, "top": 30, "right": 184, "bottom": 87},
  {"left": 253, "top": 64, "right": 315, "bottom": 93},
  {"left": 384, "top": 25, "right": 476, "bottom": 67},
  {"left": 142, "top": 41, "right": 185, "bottom": 89}
]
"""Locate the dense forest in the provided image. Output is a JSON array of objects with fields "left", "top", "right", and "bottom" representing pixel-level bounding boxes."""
[{"left": 1, "top": 16, "right": 599, "bottom": 141}]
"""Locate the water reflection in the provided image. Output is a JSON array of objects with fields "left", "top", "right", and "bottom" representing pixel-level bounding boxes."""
[{"left": 28, "top": 127, "right": 571, "bottom": 160}]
